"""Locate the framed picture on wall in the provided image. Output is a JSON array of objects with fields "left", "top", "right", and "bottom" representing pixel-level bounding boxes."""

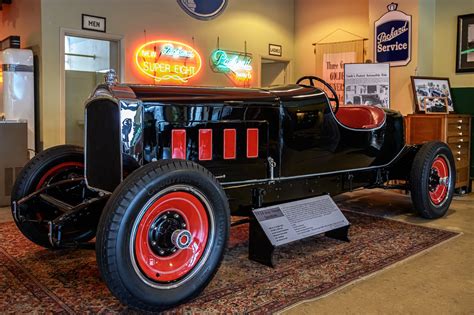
[
  {"left": 456, "top": 13, "right": 474, "bottom": 73},
  {"left": 411, "top": 76, "right": 454, "bottom": 113}
]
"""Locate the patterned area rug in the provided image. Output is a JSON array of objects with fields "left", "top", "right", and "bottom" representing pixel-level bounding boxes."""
[{"left": 0, "top": 210, "right": 458, "bottom": 314}]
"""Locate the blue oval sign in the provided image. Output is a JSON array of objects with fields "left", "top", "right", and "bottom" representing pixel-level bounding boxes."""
[{"left": 177, "top": 0, "right": 228, "bottom": 20}]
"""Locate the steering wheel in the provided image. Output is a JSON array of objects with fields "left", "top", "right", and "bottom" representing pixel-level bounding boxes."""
[{"left": 296, "top": 76, "right": 340, "bottom": 114}]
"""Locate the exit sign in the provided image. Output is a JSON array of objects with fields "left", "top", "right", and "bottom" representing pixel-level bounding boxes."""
[{"left": 82, "top": 14, "right": 106, "bottom": 33}]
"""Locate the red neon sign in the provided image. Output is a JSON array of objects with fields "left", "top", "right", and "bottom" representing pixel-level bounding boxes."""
[{"left": 135, "top": 40, "right": 202, "bottom": 83}]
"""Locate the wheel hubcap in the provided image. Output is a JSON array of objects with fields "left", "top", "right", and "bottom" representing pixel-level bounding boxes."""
[
  {"left": 147, "top": 211, "right": 191, "bottom": 256},
  {"left": 133, "top": 189, "right": 211, "bottom": 284},
  {"left": 428, "top": 156, "right": 450, "bottom": 206}
]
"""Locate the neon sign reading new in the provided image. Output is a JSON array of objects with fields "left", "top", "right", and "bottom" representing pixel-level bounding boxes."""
[
  {"left": 211, "top": 49, "right": 253, "bottom": 83},
  {"left": 135, "top": 40, "right": 202, "bottom": 83}
]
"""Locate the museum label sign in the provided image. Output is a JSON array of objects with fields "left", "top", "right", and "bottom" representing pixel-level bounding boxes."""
[
  {"left": 374, "top": 3, "right": 412, "bottom": 67},
  {"left": 135, "top": 40, "right": 202, "bottom": 83}
]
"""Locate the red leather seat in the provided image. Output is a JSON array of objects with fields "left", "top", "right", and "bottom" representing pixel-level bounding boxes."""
[{"left": 335, "top": 105, "right": 385, "bottom": 129}]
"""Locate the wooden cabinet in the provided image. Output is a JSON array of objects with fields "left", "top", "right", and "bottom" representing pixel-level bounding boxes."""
[{"left": 405, "top": 114, "right": 471, "bottom": 189}]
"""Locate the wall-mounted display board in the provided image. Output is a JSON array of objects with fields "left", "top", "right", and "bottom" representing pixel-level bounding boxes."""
[
  {"left": 456, "top": 14, "right": 474, "bottom": 73},
  {"left": 374, "top": 2, "right": 411, "bottom": 67},
  {"left": 210, "top": 49, "right": 253, "bottom": 86},
  {"left": 315, "top": 39, "right": 364, "bottom": 104},
  {"left": 344, "top": 63, "right": 390, "bottom": 108},
  {"left": 321, "top": 51, "right": 357, "bottom": 104},
  {"left": 135, "top": 40, "right": 202, "bottom": 83}
]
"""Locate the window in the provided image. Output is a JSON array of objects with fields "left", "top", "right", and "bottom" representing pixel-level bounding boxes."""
[{"left": 65, "top": 36, "right": 111, "bottom": 72}]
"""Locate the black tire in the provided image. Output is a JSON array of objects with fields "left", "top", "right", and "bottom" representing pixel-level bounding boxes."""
[
  {"left": 96, "top": 160, "right": 230, "bottom": 312},
  {"left": 410, "top": 141, "right": 456, "bottom": 219},
  {"left": 11, "top": 145, "right": 90, "bottom": 248}
]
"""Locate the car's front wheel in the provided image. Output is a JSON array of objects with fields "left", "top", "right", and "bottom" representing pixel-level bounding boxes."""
[
  {"left": 11, "top": 145, "right": 91, "bottom": 248},
  {"left": 96, "top": 160, "right": 230, "bottom": 312},
  {"left": 410, "top": 141, "right": 456, "bottom": 219}
]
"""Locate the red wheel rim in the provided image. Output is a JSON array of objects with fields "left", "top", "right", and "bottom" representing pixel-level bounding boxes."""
[
  {"left": 35, "top": 162, "right": 84, "bottom": 190},
  {"left": 134, "top": 191, "right": 209, "bottom": 283},
  {"left": 429, "top": 156, "right": 450, "bottom": 205}
]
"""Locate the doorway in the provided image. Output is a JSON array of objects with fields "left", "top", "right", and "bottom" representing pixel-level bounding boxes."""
[
  {"left": 260, "top": 57, "right": 290, "bottom": 87},
  {"left": 62, "top": 33, "right": 121, "bottom": 146}
]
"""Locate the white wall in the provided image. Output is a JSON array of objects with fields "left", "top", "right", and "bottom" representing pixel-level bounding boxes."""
[
  {"left": 40, "top": 0, "right": 295, "bottom": 148},
  {"left": 433, "top": 0, "right": 474, "bottom": 87},
  {"left": 368, "top": 0, "right": 420, "bottom": 115},
  {"left": 295, "top": 0, "right": 420, "bottom": 115},
  {"left": 0, "top": 0, "right": 41, "bottom": 140},
  {"left": 294, "top": 0, "right": 369, "bottom": 80},
  {"left": 417, "top": 0, "right": 435, "bottom": 76},
  {"left": 0, "top": 0, "right": 41, "bottom": 49}
]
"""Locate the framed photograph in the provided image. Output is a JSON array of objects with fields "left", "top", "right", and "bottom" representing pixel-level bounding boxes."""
[
  {"left": 344, "top": 63, "right": 390, "bottom": 108},
  {"left": 410, "top": 76, "right": 454, "bottom": 113},
  {"left": 456, "top": 14, "right": 474, "bottom": 73},
  {"left": 423, "top": 97, "right": 449, "bottom": 114}
]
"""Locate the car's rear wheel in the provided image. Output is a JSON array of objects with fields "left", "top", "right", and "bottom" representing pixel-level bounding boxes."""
[
  {"left": 410, "top": 141, "right": 456, "bottom": 219},
  {"left": 96, "top": 160, "right": 229, "bottom": 312}
]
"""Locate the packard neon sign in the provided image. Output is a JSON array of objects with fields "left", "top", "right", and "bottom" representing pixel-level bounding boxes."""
[
  {"left": 135, "top": 40, "right": 202, "bottom": 83},
  {"left": 210, "top": 49, "right": 253, "bottom": 83}
]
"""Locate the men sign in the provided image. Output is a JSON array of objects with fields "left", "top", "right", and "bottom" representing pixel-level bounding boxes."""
[
  {"left": 82, "top": 14, "right": 106, "bottom": 33},
  {"left": 374, "top": 3, "right": 411, "bottom": 67}
]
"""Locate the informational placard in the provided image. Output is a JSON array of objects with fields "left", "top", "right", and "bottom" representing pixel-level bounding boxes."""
[
  {"left": 344, "top": 63, "right": 390, "bottom": 108},
  {"left": 253, "top": 195, "right": 349, "bottom": 246},
  {"left": 322, "top": 51, "right": 356, "bottom": 104}
]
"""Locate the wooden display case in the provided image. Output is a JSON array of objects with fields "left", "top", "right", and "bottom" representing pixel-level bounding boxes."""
[{"left": 405, "top": 114, "right": 471, "bottom": 190}]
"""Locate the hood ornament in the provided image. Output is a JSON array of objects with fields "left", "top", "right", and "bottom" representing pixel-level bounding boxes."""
[{"left": 105, "top": 69, "right": 118, "bottom": 86}]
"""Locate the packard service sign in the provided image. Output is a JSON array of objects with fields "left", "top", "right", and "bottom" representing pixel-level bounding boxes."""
[{"left": 374, "top": 3, "right": 411, "bottom": 67}]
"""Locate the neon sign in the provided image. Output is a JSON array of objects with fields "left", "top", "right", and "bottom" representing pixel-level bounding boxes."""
[
  {"left": 210, "top": 49, "right": 253, "bottom": 84},
  {"left": 135, "top": 40, "right": 202, "bottom": 83}
]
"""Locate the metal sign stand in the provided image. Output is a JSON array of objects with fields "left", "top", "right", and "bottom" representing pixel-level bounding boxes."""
[{"left": 248, "top": 189, "right": 350, "bottom": 268}]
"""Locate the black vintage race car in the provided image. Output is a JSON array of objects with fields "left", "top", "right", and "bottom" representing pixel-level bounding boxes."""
[{"left": 11, "top": 73, "right": 455, "bottom": 311}]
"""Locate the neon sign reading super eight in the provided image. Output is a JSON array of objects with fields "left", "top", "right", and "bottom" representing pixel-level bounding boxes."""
[{"left": 135, "top": 40, "right": 202, "bottom": 83}]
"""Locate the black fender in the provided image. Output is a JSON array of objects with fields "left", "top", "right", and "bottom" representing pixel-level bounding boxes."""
[{"left": 386, "top": 144, "right": 422, "bottom": 180}]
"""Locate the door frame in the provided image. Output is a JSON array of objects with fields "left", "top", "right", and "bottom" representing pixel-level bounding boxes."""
[
  {"left": 257, "top": 55, "right": 292, "bottom": 87},
  {"left": 59, "top": 28, "right": 124, "bottom": 144}
]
